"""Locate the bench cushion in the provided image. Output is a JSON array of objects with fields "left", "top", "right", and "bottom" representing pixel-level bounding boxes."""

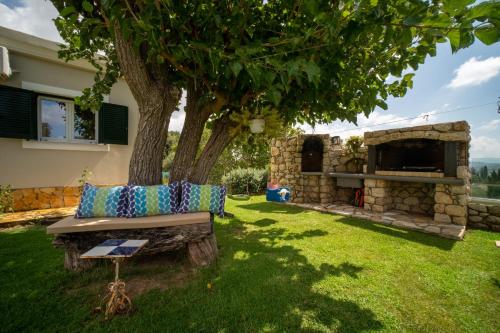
[
  {"left": 127, "top": 183, "right": 179, "bottom": 217},
  {"left": 76, "top": 184, "right": 128, "bottom": 218},
  {"left": 178, "top": 181, "right": 226, "bottom": 217},
  {"left": 47, "top": 212, "right": 211, "bottom": 234}
]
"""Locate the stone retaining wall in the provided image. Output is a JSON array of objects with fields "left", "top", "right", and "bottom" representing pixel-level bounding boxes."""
[
  {"left": 468, "top": 202, "right": 500, "bottom": 232},
  {"left": 12, "top": 187, "right": 81, "bottom": 211}
]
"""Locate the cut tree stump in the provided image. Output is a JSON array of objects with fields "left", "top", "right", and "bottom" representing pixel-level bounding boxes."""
[
  {"left": 187, "top": 233, "right": 218, "bottom": 266},
  {"left": 50, "top": 213, "right": 217, "bottom": 271}
]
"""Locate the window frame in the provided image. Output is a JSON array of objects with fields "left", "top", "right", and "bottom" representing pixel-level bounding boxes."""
[{"left": 37, "top": 95, "right": 98, "bottom": 144}]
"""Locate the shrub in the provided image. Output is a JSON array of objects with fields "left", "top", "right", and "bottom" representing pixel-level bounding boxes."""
[
  {"left": 0, "top": 185, "right": 14, "bottom": 214},
  {"left": 222, "top": 168, "right": 268, "bottom": 194},
  {"left": 487, "top": 185, "right": 500, "bottom": 199}
]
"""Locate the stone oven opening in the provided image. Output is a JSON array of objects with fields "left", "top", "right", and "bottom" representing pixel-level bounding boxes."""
[
  {"left": 301, "top": 136, "right": 324, "bottom": 172},
  {"left": 376, "top": 139, "right": 445, "bottom": 172}
]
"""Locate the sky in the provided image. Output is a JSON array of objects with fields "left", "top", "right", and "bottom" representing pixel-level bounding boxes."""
[{"left": 1, "top": 0, "right": 499, "bottom": 158}]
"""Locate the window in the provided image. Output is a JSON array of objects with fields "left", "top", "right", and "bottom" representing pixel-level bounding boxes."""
[{"left": 38, "top": 96, "right": 97, "bottom": 143}]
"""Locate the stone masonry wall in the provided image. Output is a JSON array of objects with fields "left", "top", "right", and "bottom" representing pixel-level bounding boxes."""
[
  {"left": 390, "top": 182, "right": 435, "bottom": 215},
  {"left": 363, "top": 121, "right": 471, "bottom": 226},
  {"left": 468, "top": 202, "right": 500, "bottom": 232},
  {"left": 12, "top": 186, "right": 81, "bottom": 211},
  {"left": 270, "top": 135, "right": 367, "bottom": 204}
]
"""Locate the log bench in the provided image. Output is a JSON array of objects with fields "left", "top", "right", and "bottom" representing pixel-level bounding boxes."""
[{"left": 46, "top": 212, "right": 217, "bottom": 271}]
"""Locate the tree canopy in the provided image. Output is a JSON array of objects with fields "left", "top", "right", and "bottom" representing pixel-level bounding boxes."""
[
  {"left": 50, "top": 0, "right": 500, "bottom": 184},
  {"left": 53, "top": 0, "right": 499, "bottom": 121}
]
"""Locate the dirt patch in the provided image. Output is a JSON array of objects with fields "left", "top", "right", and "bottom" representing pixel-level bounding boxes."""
[{"left": 67, "top": 252, "right": 199, "bottom": 299}]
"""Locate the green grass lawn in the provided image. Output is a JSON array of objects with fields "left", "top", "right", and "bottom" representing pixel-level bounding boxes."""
[{"left": 1, "top": 196, "right": 499, "bottom": 332}]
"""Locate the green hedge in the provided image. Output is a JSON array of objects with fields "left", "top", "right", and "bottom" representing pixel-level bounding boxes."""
[
  {"left": 222, "top": 168, "right": 268, "bottom": 195},
  {"left": 487, "top": 185, "right": 500, "bottom": 199}
]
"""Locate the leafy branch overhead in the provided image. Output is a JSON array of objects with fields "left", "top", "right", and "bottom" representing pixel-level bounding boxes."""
[{"left": 53, "top": 0, "right": 499, "bottom": 122}]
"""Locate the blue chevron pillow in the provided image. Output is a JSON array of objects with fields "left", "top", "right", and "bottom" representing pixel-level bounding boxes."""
[
  {"left": 76, "top": 183, "right": 128, "bottom": 218},
  {"left": 127, "top": 182, "right": 179, "bottom": 217},
  {"left": 178, "top": 181, "right": 226, "bottom": 217}
]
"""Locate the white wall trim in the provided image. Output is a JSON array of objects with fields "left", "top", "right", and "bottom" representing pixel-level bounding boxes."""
[
  {"left": 22, "top": 140, "right": 110, "bottom": 152},
  {"left": 21, "top": 81, "right": 109, "bottom": 102}
]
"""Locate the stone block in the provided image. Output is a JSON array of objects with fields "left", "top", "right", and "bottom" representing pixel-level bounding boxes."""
[
  {"left": 64, "top": 196, "right": 80, "bottom": 207},
  {"left": 320, "top": 185, "right": 331, "bottom": 192},
  {"left": 488, "top": 205, "right": 500, "bottom": 216},
  {"left": 395, "top": 203, "right": 410, "bottom": 211},
  {"left": 468, "top": 203, "right": 487, "bottom": 213},
  {"left": 364, "top": 196, "right": 375, "bottom": 204},
  {"left": 456, "top": 195, "right": 468, "bottom": 205},
  {"left": 452, "top": 121, "right": 468, "bottom": 131},
  {"left": 449, "top": 185, "right": 466, "bottom": 195},
  {"left": 486, "top": 215, "right": 500, "bottom": 224},
  {"left": 445, "top": 205, "right": 467, "bottom": 217},
  {"left": 271, "top": 147, "right": 280, "bottom": 157},
  {"left": 434, "top": 213, "right": 452, "bottom": 223},
  {"left": 438, "top": 132, "right": 468, "bottom": 142},
  {"left": 468, "top": 208, "right": 478, "bottom": 216},
  {"left": 435, "top": 192, "right": 452, "bottom": 204},
  {"left": 376, "top": 180, "right": 387, "bottom": 187},
  {"left": 371, "top": 188, "right": 386, "bottom": 198},
  {"left": 403, "top": 197, "right": 419, "bottom": 206},
  {"left": 49, "top": 195, "right": 64, "bottom": 208},
  {"left": 453, "top": 216, "right": 467, "bottom": 226},
  {"left": 433, "top": 123, "right": 452, "bottom": 132},
  {"left": 364, "top": 179, "right": 376, "bottom": 187},
  {"left": 468, "top": 215, "right": 483, "bottom": 223},
  {"left": 372, "top": 204, "right": 385, "bottom": 212},
  {"left": 457, "top": 166, "right": 469, "bottom": 179},
  {"left": 39, "top": 187, "right": 56, "bottom": 194}
]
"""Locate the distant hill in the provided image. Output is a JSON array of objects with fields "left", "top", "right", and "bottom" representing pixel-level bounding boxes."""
[{"left": 471, "top": 158, "right": 500, "bottom": 174}]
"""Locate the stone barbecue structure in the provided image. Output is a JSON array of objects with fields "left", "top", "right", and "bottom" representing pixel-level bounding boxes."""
[{"left": 270, "top": 121, "right": 472, "bottom": 239}]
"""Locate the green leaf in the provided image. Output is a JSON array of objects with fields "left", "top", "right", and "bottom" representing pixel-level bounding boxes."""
[
  {"left": 230, "top": 62, "right": 243, "bottom": 77},
  {"left": 443, "top": 0, "right": 475, "bottom": 13},
  {"left": 60, "top": 6, "right": 76, "bottom": 17},
  {"left": 82, "top": 1, "right": 93, "bottom": 13},
  {"left": 447, "top": 30, "right": 461, "bottom": 52},
  {"left": 474, "top": 25, "right": 500, "bottom": 45},
  {"left": 376, "top": 100, "right": 388, "bottom": 110},
  {"left": 302, "top": 61, "right": 321, "bottom": 84},
  {"left": 267, "top": 89, "right": 282, "bottom": 106}
]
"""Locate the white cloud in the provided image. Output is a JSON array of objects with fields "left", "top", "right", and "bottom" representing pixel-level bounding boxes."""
[
  {"left": 448, "top": 56, "right": 500, "bottom": 88},
  {"left": 470, "top": 135, "right": 500, "bottom": 158},
  {"left": 0, "top": 0, "right": 62, "bottom": 42},
  {"left": 479, "top": 118, "right": 500, "bottom": 131},
  {"left": 299, "top": 108, "right": 442, "bottom": 139},
  {"left": 169, "top": 90, "right": 187, "bottom": 132}
]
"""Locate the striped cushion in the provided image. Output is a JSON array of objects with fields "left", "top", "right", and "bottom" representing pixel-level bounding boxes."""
[
  {"left": 76, "top": 183, "right": 128, "bottom": 218},
  {"left": 127, "top": 183, "right": 179, "bottom": 218},
  {"left": 178, "top": 181, "right": 226, "bottom": 217}
]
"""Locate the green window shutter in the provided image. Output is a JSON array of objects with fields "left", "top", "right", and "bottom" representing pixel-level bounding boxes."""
[
  {"left": 0, "top": 85, "right": 37, "bottom": 139},
  {"left": 98, "top": 102, "right": 128, "bottom": 145}
]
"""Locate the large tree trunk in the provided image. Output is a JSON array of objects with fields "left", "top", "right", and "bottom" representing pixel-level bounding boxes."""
[
  {"left": 169, "top": 83, "right": 210, "bottom": 182},
  {"left": 128, "top": 100, "right": 174, "bottom": 185},
  {"left": 114, "top": 25, "right": 180, "bottom": 185},
  {"left": 189, "top": 115, "right": 234, "bottom": 184}
]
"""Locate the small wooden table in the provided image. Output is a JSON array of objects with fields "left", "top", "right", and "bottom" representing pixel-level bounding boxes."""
[{"left": 81, "top": 239, "right": 148, "bottom": 319}]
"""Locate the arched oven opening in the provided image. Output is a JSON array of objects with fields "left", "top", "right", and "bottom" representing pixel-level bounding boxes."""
[{"left": 301, "top": 136, "right": 324, "bottom": 172}]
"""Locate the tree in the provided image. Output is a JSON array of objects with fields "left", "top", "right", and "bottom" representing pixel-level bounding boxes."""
[
  {"left": 51, "top": 0, "right": 500, "bottom": 184},
  {"left": 480, "top": 165, "right": 489, "bottom": 180}
]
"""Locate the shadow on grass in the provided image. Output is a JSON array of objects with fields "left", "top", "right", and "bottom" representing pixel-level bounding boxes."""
[
  {"left": 179, "top": 217, "right": 384, "bottom": 332},
  {"left": 0, "top": 219, "right": 383, "bottom": 332},
  {"left": 253, "top": 218, "right": 278, "bottom": 227},
  {"left": 335, "top": 216, "right": 456, "bottom": 251},
  {"left": 235, "top": 201, "right": 305, "bottom": 214}
]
